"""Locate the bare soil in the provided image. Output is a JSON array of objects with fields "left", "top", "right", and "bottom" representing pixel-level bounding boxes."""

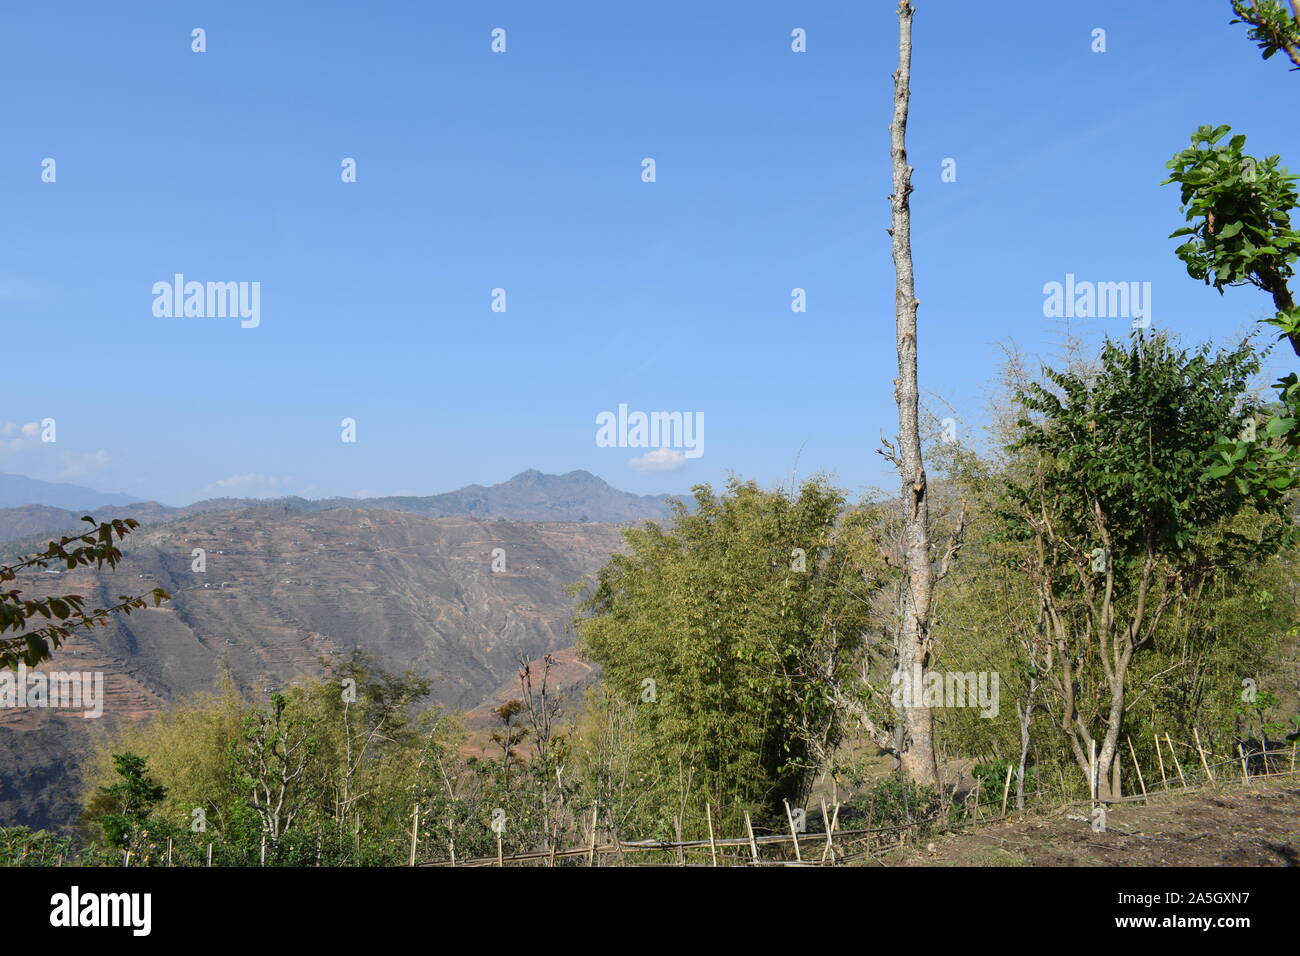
[{"left": 885, "top": 774, "right": 1300, "bottom": 867}]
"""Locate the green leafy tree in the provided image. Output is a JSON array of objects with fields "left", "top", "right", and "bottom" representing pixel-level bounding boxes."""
[
  {"left": 96, "top": 752, "right": 167, "bottom": 849},
  {"left": 1164, "top": 124, "right": 1300, "bottom": 353},
  {"left": 1002, "top": 332, "right": 1288, "bottom": 798},
  {"left": 575, "top": 477, "right": 878, "bottom": 828},
  {"left": 1165, "top": 125, "right": 1300, "bottom": 500},
  {"left": 931, "top": 367, "right": 1294, "bottom": 809}
]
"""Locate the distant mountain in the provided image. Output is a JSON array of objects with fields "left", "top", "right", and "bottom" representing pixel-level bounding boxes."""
[
  {"left": 0, "top": 470, "right": 688, "bottom": 828},
  {"left": 0, "top": 470, "right": 679, "bottom": 545},
  {"left": 0, "top": 472, "right": 143, "bottom": 511},
  {"left": 322, "top": 469, "right": 681, "bottom": 523}
]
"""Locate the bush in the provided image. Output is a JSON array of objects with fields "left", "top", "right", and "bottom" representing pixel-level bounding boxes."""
[{"left": 840, "top": 775, "right": 941, "bottom": 838}]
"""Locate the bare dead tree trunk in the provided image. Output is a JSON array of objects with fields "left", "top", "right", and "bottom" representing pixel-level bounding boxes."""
[{"left": 886, "top": 0, "right": 940, "bottom": 788}]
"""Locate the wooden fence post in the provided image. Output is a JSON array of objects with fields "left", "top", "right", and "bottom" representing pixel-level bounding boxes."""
[
  {"left": 1165, "top": 734, "right": 1187, "bottom": 788},
  {"left": 705, "top": 804, "right": 718, "bottom": 867},
  {"left": 1000, "top": 763, "right": 1014, "bottom": 817},
  {"left": 1127, "top": 737, "right": 1147, "bottom": 798},
  {"left": 820, "top": 800, "right": 833, "bottom": 863},
  {"left": 409, "top": 804, "right": 420, "bottom": 867},
  {"left": 783, "top": 800, "right": 803, "bottom": 862},
  {"left": 744, "top": 811, "right": 759, "bottom": 864},
  {"left": 1238, "top": 743, "right": 1249, "bottom": 781},
  {"left": 588, "top": 805, "right": 598, "bottom": 867},
  {"left": 1154, "top": 734, "right": 1168, "bottom": 789},
  {"left": 1193, "top": 727, "right": 1214, "bottom": 782}
]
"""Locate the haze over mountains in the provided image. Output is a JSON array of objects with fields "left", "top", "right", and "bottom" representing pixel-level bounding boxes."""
[
  {"left": 0, "top": 469, "right": 681, "bottom": 548},
  {"left": 0, "top": 473, "right": 143, "bottom": 511},
  {"left": 0, "top": 470, "right": 677, "bottom": 829}
]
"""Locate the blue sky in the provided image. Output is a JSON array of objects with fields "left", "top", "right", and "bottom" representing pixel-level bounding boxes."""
[{"left": 2, "top": 0, "right": 1296, "bottom": 506}]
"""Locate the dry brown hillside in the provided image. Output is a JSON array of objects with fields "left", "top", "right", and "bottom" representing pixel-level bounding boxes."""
[{"left": 0, "top": 506, "right": 628, "bottom": 829}]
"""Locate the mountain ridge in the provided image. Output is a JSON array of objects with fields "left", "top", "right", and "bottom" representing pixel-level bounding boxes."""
[
  {"left": 0, "top": 469, "right": 682, "bottom": 545},
  {"left": 0, "top": 472, "right": 143, "bottom": 511}
]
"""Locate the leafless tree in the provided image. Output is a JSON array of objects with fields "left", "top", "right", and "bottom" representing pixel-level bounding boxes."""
[{"left": 882, "top": 0, "right": 946, "bottom": 786}]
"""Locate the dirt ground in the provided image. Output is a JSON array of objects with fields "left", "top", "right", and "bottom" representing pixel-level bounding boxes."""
[{"left": 884, "top": 775, "right": 1300, "bottom": 867}]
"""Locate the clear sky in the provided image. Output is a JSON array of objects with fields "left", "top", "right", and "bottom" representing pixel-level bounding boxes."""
[{"left": 2, "top": 0, "right": 1295, "bottom": 506}]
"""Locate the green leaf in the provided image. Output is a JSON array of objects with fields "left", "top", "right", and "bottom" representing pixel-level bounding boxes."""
[{"left": 1265, "top": 417, "right": 1296, "bottom": 438}]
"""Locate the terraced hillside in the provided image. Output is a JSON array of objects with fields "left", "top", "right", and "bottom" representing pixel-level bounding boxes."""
[{"left": 0, "top": 505, "right": 630, "bottom": 829}]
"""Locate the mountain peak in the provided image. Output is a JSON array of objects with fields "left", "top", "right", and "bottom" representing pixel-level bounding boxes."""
[
  {"left": 558, "top": 469, "right": 605, "bottom": 484},
  {"left": 437, "top": 469, "right": 663, "bottom": 521},
  {"left": 499, "top": 469, "right": 611, "bottom": 489}
]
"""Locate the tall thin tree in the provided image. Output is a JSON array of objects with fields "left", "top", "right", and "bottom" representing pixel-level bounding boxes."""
[{"left": 884, "top": 0, "right": 940, "bottom": 786}]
